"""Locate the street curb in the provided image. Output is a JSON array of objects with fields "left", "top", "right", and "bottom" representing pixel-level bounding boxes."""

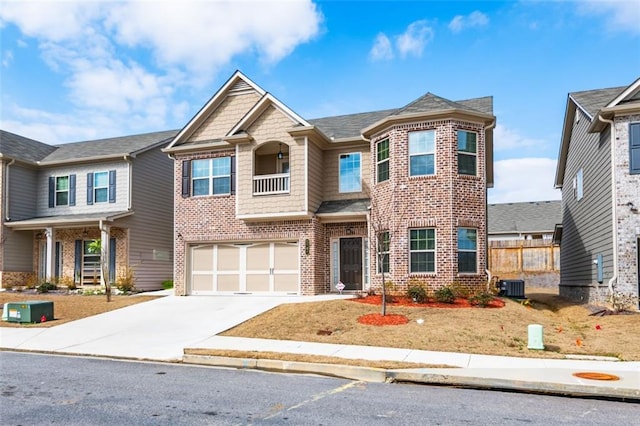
[
  {"left": 182, "top": 354, "right": 388, "bottom": 382},
  {"left": 387, "top": 371, "right": 640, "bottom": 401},
  {"left": 182, "top": 354, "right": 640, "bottom": 402}
]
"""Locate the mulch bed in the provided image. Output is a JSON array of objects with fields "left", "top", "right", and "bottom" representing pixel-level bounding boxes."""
[
  {"left": 351, "top": 295, "right": 505, "bottom": 309},
  {"left": 357, "top": 313, "right": 410, "bottom": 326}
]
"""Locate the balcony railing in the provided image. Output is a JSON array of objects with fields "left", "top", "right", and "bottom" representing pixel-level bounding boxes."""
[{"left": 253, "top": 173, "right": 290, "bottom": 195}]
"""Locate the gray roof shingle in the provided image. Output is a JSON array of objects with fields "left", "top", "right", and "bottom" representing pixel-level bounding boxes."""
[
  {"left": 488, "top": 200, "right": 562, "bottom": 234},
  {"left": 316, "top": 199, "right": 370, "bottom": 214},
  {"left": 570, "top": 86, "right": 626, "bottom": 118},
  {"left": 0, "top": 130, "right": 57, "bottom": 163}
]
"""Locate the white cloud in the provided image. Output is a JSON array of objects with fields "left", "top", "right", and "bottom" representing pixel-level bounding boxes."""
[
  {"left": 489, "top": 158, "right": 561, "bottom": 203},
  {"left": 494, "top": 124, "right": 549, "bottom": 152},
  {"left": 2, "top": 50, "right": 13, "bottom": 67},
  {"left": 448, "top": 11, "right": 489, "bottom": 33},
  {"left": 577, "top": 0, "right": 640, "bottom": 35},
  {"left": 370, "top": 20, "right": 434, "bottom": 62},
  {"left": 0, "top": 0, "right": 323, "bottom": 142},
  {"left": 396, "top": 20, "right": 434, "bottom": 58},
  {"left": 369, "top": 33, "right": 394, "bottom": 61}
]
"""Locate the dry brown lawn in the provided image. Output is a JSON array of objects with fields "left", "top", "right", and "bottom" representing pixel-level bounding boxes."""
[
  {"left": 0, "top": 291, "right": 158, "bottom": 328},
  {"left": 220, "top": 288, "right": 640, "bottom": 361}
]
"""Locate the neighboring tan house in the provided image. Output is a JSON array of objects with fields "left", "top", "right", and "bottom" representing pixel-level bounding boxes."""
[
  {"left": 0, "top": 129, "right": 176, "bottom": 291},
  {"left": 488, "top": 200, "right": 561, "bottom": 242},
  {"left": 554, "top": 78, "right": 640, "bottom": 305},
  {"left": 164, "top": 71, "right": 496, "bottom": 296}
]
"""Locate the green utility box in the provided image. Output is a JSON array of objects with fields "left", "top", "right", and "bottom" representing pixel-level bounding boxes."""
[{"left": 6, "top": 301, "right": 54, "bottom": 323}]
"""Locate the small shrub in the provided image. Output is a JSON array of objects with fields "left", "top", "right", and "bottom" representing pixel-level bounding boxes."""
[
  {"left": 434, "top": 286, "right": 455, "bottom": 304},
  {"left": 37, "top": 282, "right": 57, "bottom": 293},
  {"left": 407, "top": 284, "right": 427, "bottom": 303},
  {"left": 57, "top": 275, "right": 76, "bottom": 290},
  {"left": 608, "top": 291, "right": 638, "bottom": 313},
  {"left": 449, "top": 281, "right": 471, "bottom": 299},
  {"left": 162, "top": 280, "right": 174, "bottom": 290},
  {"left": 115, "top": 266, "right": 136, "bottom": 293},
  {"left": 470, "top": 290, "right": 494, "bottom": 307}
]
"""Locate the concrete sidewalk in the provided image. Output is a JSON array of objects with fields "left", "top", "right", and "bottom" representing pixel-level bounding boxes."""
[{"left": 1, "top": 293, "right": 639, "bottom": 401}]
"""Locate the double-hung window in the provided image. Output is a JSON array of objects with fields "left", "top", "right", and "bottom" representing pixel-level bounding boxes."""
[
  {"left": 409, "top": 229, "right": 435, "bottom": 273},
  {"left": 376, "top": 139, "right": 389, "bottom": 183},
  {"left": 339, "top": 153, "right": 361, "bottom": 192},
  {"left": 573, "top": 169, "right": 583, "bottom": 201},
  {"left": 630, "top": 123, "right": 640, "bottom": 174},
  {"left": 457, "top": 130, "right": 477, "bottom": 176},
  {"left": 55, "top": 176, "right": 69, "bottom": 206},
  {"left": 377, "top": 231, "right": 390, "bottom": 274},
  {"left": 93, "top": 172, "right": 109, "bottom": 203},
  {"left": 192, "top": 157, "right": 231, "bottom": 196},
  {"left": 458, "top": 228, "right": 477, "bottom": 273},
  {"left": 409, "top": 130, "right": 435, "bottom": 176}
]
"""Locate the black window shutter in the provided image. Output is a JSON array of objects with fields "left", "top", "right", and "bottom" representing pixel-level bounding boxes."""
[
  {"left": 631, "top": 123, "right": 640, "bottom": 174},
  {"left": 55, "top": 242, "right": 61, "bottom": 278},
  {"left": 182, "top": 160, "right": 191, "bottom": 197},
  {"left": 108, "top": 170, "right": 116, "bottom": 203},
  {"left": 74, "top": 240, "right": 82, "bottom": 284},
  {"left": 230, "top": 156, "right": 236, "bottom": 195},
  {"left": 87, "top": 172, "right": 94, "bottom": 205},
  {"left": 48, "top": 177, "right": 55, "bottom": 208},
  {"left": 69, "top": 174, "right": 76, "bottom": 206},
  {"left": 109, "top": 237, "right": 116, "bottom": 283}
]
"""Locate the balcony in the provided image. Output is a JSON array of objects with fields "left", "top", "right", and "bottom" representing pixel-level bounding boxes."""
[{"left": 253, "top": 173, "right": 289, "bottom": 195}]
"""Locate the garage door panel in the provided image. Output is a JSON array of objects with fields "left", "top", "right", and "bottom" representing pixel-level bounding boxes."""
[
  {"left": 246, "top": 274, "right": 270, "bottom": 292},
  {"left": 274, "top": 243, "right": 299, "bottom": 270},
  {"left": 247, "top": 244, "right": 270, "bottom": 270},
  {"left": 217, "top": 274, "right": 240, "bottom": 292},
  {"left": 192, "top": 274, "right": 213, "bottom": 292},
  {"left": 274, "top": 274, "right": 298, "bottom": 292},
  {"left": 192, "top": 246, "right": 213, "bottom": 270},
  {"left": 217, "top": 245, "right": 239, "bottom": 271}
]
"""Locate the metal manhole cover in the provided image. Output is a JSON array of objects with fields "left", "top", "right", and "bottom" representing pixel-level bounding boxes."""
[{"left": 573, "top": 372, "right": 620, "bottom": 381}]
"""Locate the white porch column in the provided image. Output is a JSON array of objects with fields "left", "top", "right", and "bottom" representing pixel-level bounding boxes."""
[
  {"left": 100, "top": 222, "right": 111, "bottom": 286},
  {"left": 45, "top": 227, "right": 56, "bottom": 282}
]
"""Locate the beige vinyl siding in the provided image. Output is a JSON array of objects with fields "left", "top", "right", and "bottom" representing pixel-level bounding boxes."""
[
  {"left": 120, "top": 148, "right": 174, "bottom": 290},
  {"left": 4, "top": 164, "right": 37, "bottom": 271},
  {"left": 322, "top": 145, "right": 371, "bottom": 201},
  {"left": 560, "top": 108, "right": 613, "bottom": 288},
  {"left": 237, "top": 106, "right": 306, "bottom": 216},
  {"left": 189, "top": 92, "right": 262, "bottom": 142},
  {"left": 307, "top": 141, "right": 324, "bottom": 213}
]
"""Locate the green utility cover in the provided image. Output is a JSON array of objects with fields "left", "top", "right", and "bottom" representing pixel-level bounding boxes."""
[{"left": 6, "top": 301, "right": 54, "bottom": 323}]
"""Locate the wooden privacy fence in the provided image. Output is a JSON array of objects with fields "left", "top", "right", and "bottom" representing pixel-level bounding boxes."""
[{"left": 488, "top": 240, "right": 560, "bottom": 273}]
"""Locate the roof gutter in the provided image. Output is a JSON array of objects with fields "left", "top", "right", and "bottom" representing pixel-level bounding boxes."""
[{"left": 598, "top": 114, "right": 617, "bottom": 296}]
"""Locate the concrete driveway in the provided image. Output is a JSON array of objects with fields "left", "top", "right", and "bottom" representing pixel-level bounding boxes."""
[{"left": 0, "top": 293, "right": 348, "bottom": 361}]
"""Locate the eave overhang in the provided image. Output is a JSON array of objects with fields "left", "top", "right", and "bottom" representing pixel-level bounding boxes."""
[{"left": 5, "top": 211, "right": 134, "bottom": 230}]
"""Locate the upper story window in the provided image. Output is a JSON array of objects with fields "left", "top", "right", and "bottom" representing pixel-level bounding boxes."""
[
  {"left": 458, "top": 228, "right": 477, "bottom": 273},
  {"left": 192, "top": 157, "right": 231, "bottom": 196},
  {"left": 573, "top": 168, "right": 583, "bottom": 201},
  {"left": 457, "top": 130, "right": 477, "bottom": 176},
  {"left": 409, "top": 228, "right": 435, "bottom": 273},
  {"left": 339, "top": 153, "right": 361, "bottom": 193},
  {"left": 55, "top": 176, "right": 69, "bottom": 206},
  {"left": 93, "top": 172, "right": 109, "bottom": 203},
  {"left": 409, "top": 130, "right": 435, "bottom": 176},
  {"left": 376, "top": 139, "right": 389, "bottom": 183},
  {"left": 630, "top": 122, "right": 640, "bottom": 174}
]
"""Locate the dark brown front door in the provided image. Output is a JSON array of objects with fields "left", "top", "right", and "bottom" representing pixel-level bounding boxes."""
[{"left": 340, "top": 237, "right": 362, "bottom": 291}]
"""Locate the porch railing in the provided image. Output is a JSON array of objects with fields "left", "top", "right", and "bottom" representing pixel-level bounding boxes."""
[{"left": 253, "top": 173, "right": 290, "bottom": 195}]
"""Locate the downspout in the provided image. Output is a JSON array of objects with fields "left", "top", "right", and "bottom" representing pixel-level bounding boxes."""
[
  {"left": 4, "top": 158, "right": 15, "bottom": 221},
  {"left": 598, "top": 114, "right": 617, "bottom": 295},
  {"left": 484, "top": 119, "right": 496, "bottom": 289},
  {"left": 124, "top": 155, "right": 132, "bottom": 210}
]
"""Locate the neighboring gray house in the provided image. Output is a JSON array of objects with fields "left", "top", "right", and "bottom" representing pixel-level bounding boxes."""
[
  {"left": 554, "top": 78, "right": 640, "bottom": 305},
  {"left": 488, "top": 200, "right": 562, "bottom": 241},
  {"left": 0, "top": 129, "right": 176, "bottom": 291}
]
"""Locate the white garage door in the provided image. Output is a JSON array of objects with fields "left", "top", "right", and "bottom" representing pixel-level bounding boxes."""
[{"left": 189, "top": 241, "right": 299, "bottom": 295}]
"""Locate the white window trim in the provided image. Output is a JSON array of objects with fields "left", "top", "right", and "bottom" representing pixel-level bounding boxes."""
[
  {"left": 55, "top": 175, "right": 69, "bottom": 206},
  {"left": 338, "top": 152, "right": 362, "bottom": 193},
  {"left": 409, "top": 228, "right": 436, "bottom": 273},
  {"left": 574, "top": 168, "right": 584, "bottom": 201},
  {"left": 192, "top": 158, "right": 231, "bottom": 196},
  {"left": 93, "top": 171, "right": 109, "bottom": 204},
  {"left": 457, "top": 130, "right": 477, "bottom": 176},
  {"left": 409, "top": 130, "right": 436, "bottom": 177}
]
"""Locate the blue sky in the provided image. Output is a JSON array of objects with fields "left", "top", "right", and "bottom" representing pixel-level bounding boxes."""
[{"left": 1, "top": 0, "right": 639, "bottom": 203}]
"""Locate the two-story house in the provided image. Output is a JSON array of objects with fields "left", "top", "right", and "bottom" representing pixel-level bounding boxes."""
[
  {"left": 554, "top": 77, "right": 640, "bottom": 305},
  {"left": 0, "top": 129, "right": 176, "bottom": 291},
  {"left": 165, "top": 71, "right": 495, "bottom": 296}
]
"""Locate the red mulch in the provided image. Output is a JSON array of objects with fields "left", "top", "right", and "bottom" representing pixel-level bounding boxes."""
[
  {"left": 351, "top": 295, "right": 505, "bottom": 309},
  {"left": 357, "top": 313, "right": 409, "bottom": 326}
]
